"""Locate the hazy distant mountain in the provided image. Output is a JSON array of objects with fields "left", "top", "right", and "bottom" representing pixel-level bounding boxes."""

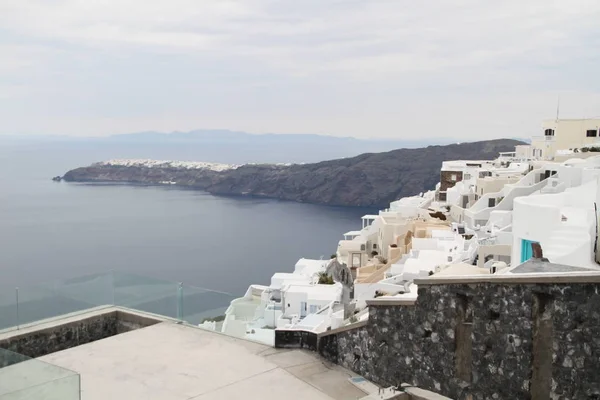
[
  {"left": 2, "top": 130, "right": 462, "bottom": 164},
  {"left": 107, "top": 129, "right": 455, "bottom": 147}
]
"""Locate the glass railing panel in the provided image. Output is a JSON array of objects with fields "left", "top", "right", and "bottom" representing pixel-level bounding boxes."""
[
  {"left": 0, "top": 348, "right": 80, "bottom": 400},
  {"left": 0, "top": 374, "right": 81, "bottom": 400},
  {"left": 180, "top": 284, "right": 234, "bottom": 326},
  {"left": 13, "top": 272, "right": 112, "bottom": 329},
  {"left": 0, "top": 290, "right": 17, "bottom": 331},
  {"left": 112, "top": 272, "right": 179, "bottom": 319}
]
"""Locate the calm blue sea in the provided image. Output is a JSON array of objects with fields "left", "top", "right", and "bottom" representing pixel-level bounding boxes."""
[{"left": 0, "top": 141, "right": 373, "bottom": 296}]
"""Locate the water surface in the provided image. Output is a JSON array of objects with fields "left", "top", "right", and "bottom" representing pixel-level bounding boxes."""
[{"left": 0, "top": 141, "right": 372, "bottom": 296}]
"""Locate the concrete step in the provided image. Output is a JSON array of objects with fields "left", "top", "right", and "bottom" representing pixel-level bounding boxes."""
[
  {"left": 401, "top": 385, "right": 454, "bottom": 400},
  {"left": 349, "top": 376, "right": 381, "bottom": 394}
]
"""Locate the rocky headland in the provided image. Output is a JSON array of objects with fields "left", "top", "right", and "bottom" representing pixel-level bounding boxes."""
[{"left": 61, "top": 139, "right": 524, "bottom": 207}]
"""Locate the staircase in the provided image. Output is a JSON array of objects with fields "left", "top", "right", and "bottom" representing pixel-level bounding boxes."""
[{"left": 542, "top": 223, "right": 592, "bottom": 265}]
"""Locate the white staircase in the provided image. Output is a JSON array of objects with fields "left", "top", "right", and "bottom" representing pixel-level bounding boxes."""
[{"left": 542, "top": 223, "right": 592, "bottom": 265}]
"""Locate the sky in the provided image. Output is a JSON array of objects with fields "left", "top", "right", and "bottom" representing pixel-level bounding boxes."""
[{"left": 1, "top": 0, "right": 600, "bottom": 140}]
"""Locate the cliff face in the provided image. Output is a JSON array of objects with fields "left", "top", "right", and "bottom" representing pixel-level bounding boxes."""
[{"left": 62, "top": 139, "right": 524, "bottom": 207}]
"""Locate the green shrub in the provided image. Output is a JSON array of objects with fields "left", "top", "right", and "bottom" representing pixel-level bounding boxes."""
[{"left": 318, "top": 272, "right": 334, "bottom": 285}]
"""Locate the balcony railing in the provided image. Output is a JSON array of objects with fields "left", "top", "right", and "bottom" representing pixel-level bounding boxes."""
[
  {"left": 531, "top": 135, "right": 556, "bottom": 142},
  {"left": 0, "top": 271, "right": 235, "bottom": 333}
]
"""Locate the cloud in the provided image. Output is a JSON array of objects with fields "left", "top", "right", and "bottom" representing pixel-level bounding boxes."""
[{"left": 1, "top": 0, "right": 599, "bottom": 138}]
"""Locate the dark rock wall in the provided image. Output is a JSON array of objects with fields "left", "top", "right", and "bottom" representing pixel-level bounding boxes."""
[
  {"left": 439, "top": 170, "right": 463, "bottom": 193},
  {"left": 274, "top": 330, "right": 318, "bottom": 351},
  {"left": 0, "top": 313, "right": 117, "bottom": 358},
  {"left": 316, "top": 282, "right": 600, "bottom": 400},
  {"left": 0, "top": 310, "right": 160, "bottom": 358}
]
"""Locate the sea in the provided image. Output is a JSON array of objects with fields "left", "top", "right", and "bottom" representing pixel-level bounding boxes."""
[{"left": 0, "top": 139, "right": 373, "bottom": 300}]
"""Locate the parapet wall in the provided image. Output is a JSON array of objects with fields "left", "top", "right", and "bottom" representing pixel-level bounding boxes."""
[
  {"left": 279, "top": 275, "right": 600, "bottom": 400},
  {"left": 0, "top": 308, "right": 161, "bottom": 358}
]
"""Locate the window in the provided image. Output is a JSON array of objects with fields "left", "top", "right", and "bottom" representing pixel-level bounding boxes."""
[
  {"left": 544, "top": 129, "right": 554, "bottom": 136},
  {"left": 309, "top": 305, "right": 318, "bottom": 314},
  {"left": 450, "top": 174, "right": 457, "bottom": 181},
  {"left": 464, "top": 173, "right": 471, "bottom": 180},
  {"left": 587, "top": 129, "right": 598, "bottom": 137}
]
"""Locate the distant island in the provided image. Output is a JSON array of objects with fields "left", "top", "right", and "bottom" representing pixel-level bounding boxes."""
[{"left": 60, "top": 139, "right": 524, "bottom": 207}]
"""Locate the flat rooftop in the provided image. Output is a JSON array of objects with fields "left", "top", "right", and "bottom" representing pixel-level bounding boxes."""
[
  {"left": 39, "top": 321, "right": 367, "bottom": 400},
  {"left": 510, "top": 259, "right": 598, "bottom": 274}
]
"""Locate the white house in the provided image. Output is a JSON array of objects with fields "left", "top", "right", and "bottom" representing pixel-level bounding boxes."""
[
  {"left": 210, "top": 119, "right": 600, "bottom": 345},
  {"left": 512, "top": 172, "right": 600, "bottom": 268},
  {"left": 531, "top": 118, "right": 600, "bottom": 160},
  {"left": 280, "top": 282, "right": 343, "bottom": 320}
]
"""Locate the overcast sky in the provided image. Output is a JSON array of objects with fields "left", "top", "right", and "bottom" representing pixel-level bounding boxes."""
[{"left": 1, "top": 0, "right": 600, "bottom": 140}]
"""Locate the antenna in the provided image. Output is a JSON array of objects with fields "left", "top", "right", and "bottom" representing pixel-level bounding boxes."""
[{"left": 556, "top": 95, "right": 560, "bottom": 121}]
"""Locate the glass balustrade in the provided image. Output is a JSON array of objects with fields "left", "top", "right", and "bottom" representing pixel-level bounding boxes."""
[{"left": 0, "top": 271, "right": 235, "bottom": 333}]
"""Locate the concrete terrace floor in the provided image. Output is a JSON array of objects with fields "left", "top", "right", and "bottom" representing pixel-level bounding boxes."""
[{"left": 40, "top": 322, "right": 368, "bottom": 400}]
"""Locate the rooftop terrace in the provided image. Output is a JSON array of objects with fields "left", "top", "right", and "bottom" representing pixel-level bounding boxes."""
[{"left": 0, "top": 307, "right": 368, "bottom": 400}]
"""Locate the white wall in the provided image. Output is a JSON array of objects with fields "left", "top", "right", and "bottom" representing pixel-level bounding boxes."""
[
  {"left": 533, "top": 119, "right": 600, "bottom": 159},
  {"left": 583, "top": 168, "right": 600, "bottom": 184},
  {"left": 282, "top": 286, "right": 340, "bottom": 318},
  {"left": 263, "top": 307, "right": 282, "bottom": 328},
  {"left": 411, "top": 238, "right": 441, "bottom": 251},
  {"left": 282, "top": 291, "right": 305, "bottom": 318},
  {"left": 222, "top": 315, "right": 249, "bottom": 337}
]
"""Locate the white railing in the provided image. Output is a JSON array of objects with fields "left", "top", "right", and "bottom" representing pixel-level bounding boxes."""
[
  {"left": 467, "top": 168, "right": 540, "bottom": 214},
  {"left": 465, "top": 175, "right": 553, "bottom": 227},
  {"left": 531, "top": 135, "right": 556, "bottom": 142}
]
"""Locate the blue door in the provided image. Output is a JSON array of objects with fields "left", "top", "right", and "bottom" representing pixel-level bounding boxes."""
[{"left": 521, "top": 239, "right": 538, "bottom": 263}]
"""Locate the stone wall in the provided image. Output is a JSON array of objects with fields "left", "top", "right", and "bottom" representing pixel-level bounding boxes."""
[
  {"left": 312, "top": 278, "right": 600, "bottom": 400},
  {"left": 275, "top": 329, "right": 318, "bottom": 351},
  {"left": 439, "top": 171, "right": 463, "bottom": 193},
  {"left": 0, "top": 309, "right": 160, "bottom": 358}
]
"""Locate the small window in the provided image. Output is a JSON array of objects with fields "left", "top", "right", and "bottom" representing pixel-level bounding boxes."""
[
  {"left": 544, "top": 129, "right": 555, "bottom": 136},
  {"left": 464, "top": 173, "right": 471, "bottom": 180},
  {"left": 450, "top": 174, "right": 457, "bottom": 181},
  {"left": 587, "top": 129, "right": 598, "bottom": 137}
]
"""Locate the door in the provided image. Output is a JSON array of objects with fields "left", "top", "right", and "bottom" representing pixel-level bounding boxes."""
[
  {"left": 521, "top": 239, "right": 538, "bottom": 263},
  {"left": 300, "top": 301, "right": 307, "bottom": 318}
]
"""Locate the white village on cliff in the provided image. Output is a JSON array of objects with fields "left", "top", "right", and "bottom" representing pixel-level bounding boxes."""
[
  {"left": 3, "top": 118, "right": 600, "bottom": 400},
  {"left": 199, "top": 117, "right": 600, "bottom": 346}
]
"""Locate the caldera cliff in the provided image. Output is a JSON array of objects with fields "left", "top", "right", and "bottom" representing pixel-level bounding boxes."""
[{"left": 62, "top": 139, "right": 524, "bottom": 207}]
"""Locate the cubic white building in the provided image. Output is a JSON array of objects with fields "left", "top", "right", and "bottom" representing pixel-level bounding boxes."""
[
  {"left": 532, "top": 118, "right": 600, "bottom": 160},
  {"left": 210, "top": 117, "right": 600, "bottom": 341}
]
